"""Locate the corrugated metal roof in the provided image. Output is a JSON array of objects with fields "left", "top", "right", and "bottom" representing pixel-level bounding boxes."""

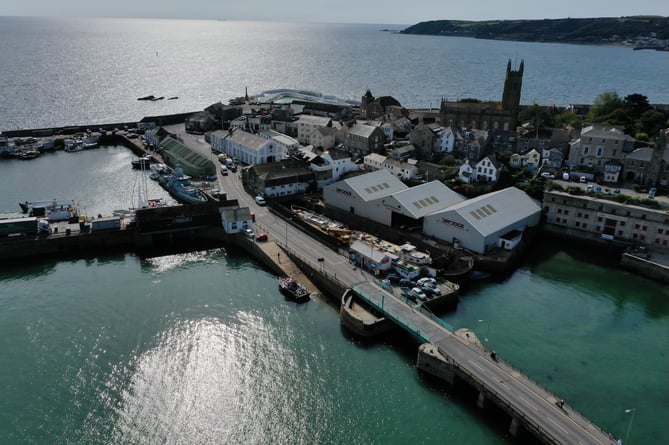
[
  {"left": 343, "top": 170, "right": 407, "bottom": 201},
  {"left": 440, "top": 187, "right": 541, "bottom": 237},
  {"left": 386, "top": 181, "right": 465, "bottom": 219},
  {"left": 161, "top": 137, "right": 215, "bottom": 176}
]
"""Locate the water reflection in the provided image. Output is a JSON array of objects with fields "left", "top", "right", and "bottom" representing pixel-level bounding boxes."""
[{"left": 108, "top": 313, "right": 317, "bottom": 444}]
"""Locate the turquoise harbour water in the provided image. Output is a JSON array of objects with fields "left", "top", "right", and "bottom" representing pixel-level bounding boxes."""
[
  {"left": 1, "top": 16, "right": 668, "bottom": 444},
  {"left": 0, "top": 149, "right": 668, "bottom": 444}
]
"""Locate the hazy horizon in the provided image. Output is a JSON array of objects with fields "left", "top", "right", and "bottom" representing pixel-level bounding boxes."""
[{"left": 2, "top": 0, "right": 668, "bottom": 25}]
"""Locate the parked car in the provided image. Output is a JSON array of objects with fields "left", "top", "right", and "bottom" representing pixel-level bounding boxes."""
[
  {"left": 629, "top": 245, "right": 650, "bottom": 259},
  {"left": 220, "top": 165, "right": 228, "bottom": 175},
  {"left": 648, "top": 187, "right": 657, "bottom": 199},
  {"left": 244, "top": 228, "right": 254, "bottom": 239},
  {"left": 408, "top": 287, "right": 427, "bottom": 301},
  {"left": 255, "top": 196, "right": 266, "bottom": 206},
  {"left": 417, "top": 277, "right": 437, "bottom": 287},
  {"left": 540, "top": 172, "right": 555, "bottom": 179},
  {"left": 255, "top": 232, "right": 268, "bottom": 242},
  {"left": 399, "top": 278, "right": 416, "bottom": 288},
  {"left": 421, "top": 285, "right": 442, "bottom": 296}
]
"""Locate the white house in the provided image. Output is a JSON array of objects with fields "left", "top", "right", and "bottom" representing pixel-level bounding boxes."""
[
  {"left": 364, "top": 153, "right": 386, "bottom": 171},
  {"left": 310, "top": 150, "right": 359, "bottom": 189},
  {"left": 296, "top": 115, "right": 333, "bottom": 145},
  {"left": 259, "top": 130, "right": 301, "bottom": 157},
  {"left": 363, "top": 153, "right": 420, "bottom": 180},
  {"left": 311, "top": 126, "right": 337, "bottom": 150},
  {"left": 220, "top": 207, "right": 254, "bottom": 234},
  {"left": 475, "top": 156, "right": 504, "bottom": 183},
  {"left": 458, "top": 160, "right": 477, "bottom": 184},
  {"left": 435, "top": 125, "right": 455, "bottom": 153}
]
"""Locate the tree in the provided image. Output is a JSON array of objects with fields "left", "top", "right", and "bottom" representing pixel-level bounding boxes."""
[
  {"left": 587, "top": 91, "right": 624, "bottom": 123},
  {"left": 440, "top": 154, "right": 457, "bottom": 167},
  {"left": 624, "top": 93, "right": 651, "bottom": 120},
  {"left": 636, "top": 109, "right": 668, "bottom": 136},
  {"left": 519, "top": 103, "right": 554, "bottom": 128},
  {"left": 553, "top": 111, "right": 582, "bottom": 128}
]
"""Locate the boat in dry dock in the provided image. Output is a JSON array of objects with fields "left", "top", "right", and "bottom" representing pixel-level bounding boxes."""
[
  {"left": 278, "top": 277, "right": 310, "bottom": 303},
  {"left": 158, "top": 168, "right": 208, "bottom": 205}
]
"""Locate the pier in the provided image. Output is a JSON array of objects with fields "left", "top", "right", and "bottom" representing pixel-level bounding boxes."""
[{"left": 344, "top": 282, "right": 612, "bottom": 444}]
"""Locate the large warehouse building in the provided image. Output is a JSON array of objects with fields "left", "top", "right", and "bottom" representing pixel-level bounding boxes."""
[
  {"left": 423, "top": 187, "right": 542, "bottom": 254},
  {"left": 324, "top": 171, "right": 541, "bottom": 254},
  {"left": 322, "top": 170, "right": 408, "bottom": 226}
]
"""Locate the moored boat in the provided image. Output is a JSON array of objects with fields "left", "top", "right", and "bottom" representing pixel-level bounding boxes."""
[
  {"left": 64, "top": 138, "right": 84, "bottom": 152},
  {"left": 131, "top": 155, "right": 153, "bottom": 169},
  {"left": 278, "top": 276, "right": 310, "bottom": 303},
  {"left": 158, "top": 168, "right": 208, "bottom": 205},
  {"left": 149, "top": 163, "right": 169, "bottom": 180}
]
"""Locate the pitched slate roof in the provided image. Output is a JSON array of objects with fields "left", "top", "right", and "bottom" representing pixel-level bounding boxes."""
[{"left": 227, "top": 129, "right": 268, "bottom": 152}]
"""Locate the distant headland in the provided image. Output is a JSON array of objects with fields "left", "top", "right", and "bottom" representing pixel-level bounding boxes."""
[{"left": 400, "top": 16, "right": 669, "bottom": 50}]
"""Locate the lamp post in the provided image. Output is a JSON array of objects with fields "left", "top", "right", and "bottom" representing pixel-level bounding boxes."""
[
  {"left": 624, "top": 408, "right": 636, "bottom": 445},
  {"left": 478, "top": 319, "right": 491, "bottom": 342}
]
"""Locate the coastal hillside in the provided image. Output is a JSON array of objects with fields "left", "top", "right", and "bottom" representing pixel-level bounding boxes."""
[{"left": 400, "top": 16, "right": 669, "bottom": 48}]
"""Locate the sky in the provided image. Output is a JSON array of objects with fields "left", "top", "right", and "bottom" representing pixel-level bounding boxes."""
[{"left": 1, "top": 0, "right": 668, "bottom": 25}]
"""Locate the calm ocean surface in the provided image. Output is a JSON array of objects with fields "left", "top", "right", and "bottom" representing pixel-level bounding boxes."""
[
  {"left": 0, "top": 17, "right": 668, "bottom": 445},
  {"left": 1, "top": 17, "right": 668, "bottom": 131}
]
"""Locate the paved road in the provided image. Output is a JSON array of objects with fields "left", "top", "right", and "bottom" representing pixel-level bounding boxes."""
[{"left": 354, "top": 281, "right": 612, "bottom": 445}]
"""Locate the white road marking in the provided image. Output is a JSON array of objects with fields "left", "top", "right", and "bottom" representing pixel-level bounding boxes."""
[
  {"left": 519, "top": 396, "right": 538, "bottom": 411},
  {"left": 468, "top": 359, "right": 486, "bottom": 372},
  {"left": 546, "top": 416, "right": 570, "bottom": 434}
]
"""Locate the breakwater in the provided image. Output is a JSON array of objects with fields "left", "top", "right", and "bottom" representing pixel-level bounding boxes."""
[{"left": 0, "top": 112, "right": 197, "bottom": 138}]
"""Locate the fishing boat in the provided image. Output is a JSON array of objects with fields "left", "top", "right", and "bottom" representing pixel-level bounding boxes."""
[
  {"left": 149, "top": 163, "right": 169, "bottom": 180},
  {"left": 278, "top": 277, "right": 310, "bottom": 303},
  {"left": 158, "top": 168, "right": 208, "bottom": 205},
  {"left": 64, "top": 138, "right": 84, "bottom": 152}
]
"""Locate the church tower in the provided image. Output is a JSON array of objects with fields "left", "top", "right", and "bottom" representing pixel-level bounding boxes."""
[{"left": 502, "top": 59, "right": 523, "bottom": 116}]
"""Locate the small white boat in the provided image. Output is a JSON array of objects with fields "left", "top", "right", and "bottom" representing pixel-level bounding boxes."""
[{"left": 64, "top": 138, "right": 84, "bottom": 152}]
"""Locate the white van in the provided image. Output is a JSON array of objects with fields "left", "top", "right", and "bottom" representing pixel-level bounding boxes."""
[{"left": 220, "top": 165, "right": 228, "bottom": 175}]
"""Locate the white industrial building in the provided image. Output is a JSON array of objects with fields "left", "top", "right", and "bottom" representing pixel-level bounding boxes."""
[
  {"left": 322, "top": 170, "right": 407, "bottom": 225},
  {"left": 379, "top": 181, "right": 465, "bottom": 228},
  {"left": 423, "top": 187, "right": 541, "bottom": 254}
]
